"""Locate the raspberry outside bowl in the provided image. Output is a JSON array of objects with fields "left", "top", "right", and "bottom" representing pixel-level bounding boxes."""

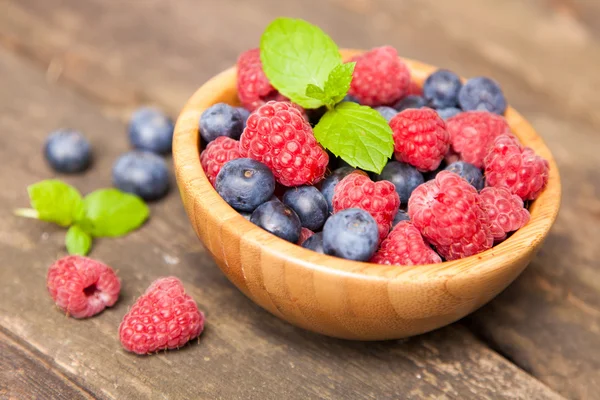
[{"left": 173, "top": 50, "right": 561, "bottom": 340}]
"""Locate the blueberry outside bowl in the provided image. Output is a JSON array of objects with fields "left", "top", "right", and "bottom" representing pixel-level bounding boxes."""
[{"left": 173, "top": 50, "right": 561, "bottom": 340}]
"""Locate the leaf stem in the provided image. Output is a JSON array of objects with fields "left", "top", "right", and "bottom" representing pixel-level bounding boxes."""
[{"left": 13, "top": 208, "right": 39, "bottom": 219}]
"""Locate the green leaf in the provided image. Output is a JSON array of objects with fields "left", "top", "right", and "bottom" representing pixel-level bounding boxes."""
[
  {"left": 65, "top": 225, "right": 92, "bottom": 256},
  {"left": 82, "top": 189, "right": 149, "bottom": 237},
  {"left": 314, "top": 102, "right": 394, "bottom": 174},
  {"left": 260, "top": 17, "right": 341, "bottom": 109},
  {"left": 323, "top": 62, "right": 356, "bottom": 105},
  {"left": 305, "top": 84, "right": 327, "bottom": 102},
  {"left": 26, "top": 180, "right": 84, "bottom": 227}
]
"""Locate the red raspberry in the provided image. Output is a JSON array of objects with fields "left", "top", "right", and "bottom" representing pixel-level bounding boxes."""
[
  {"left": 390, "top": 108, "right": 450, "bottom": 172},
  {"left": 47, "top": 256, "right": 120, "bottom": 319},
  {"left": 119, "top": 277, "right": 204, "bottom": 355},
  {"left": 371, "top": 221, "right": 442, "bottom": 266},
  {"left": 348, "top": 46, "right": 411, "bottom": 106},
  {"left": 480, "top": 187, "right": 530, "bottom": 242},
  {"left": 446, "top": 111, "right": 512, "bottom": 168},
  {"left": 484, "top": 134, "right": 550, "bottom": 200},
  {"left": 332, "top": 172, "right": 400, "bottom": 243},
  {"left": 406, "top": 80, "right": 423, "bottom": 96},
  {"left": 297, "top": 227, "right": 314, "bottom": 245},
  {"left": 408, "top": 171, "right": 493, "bottom": 260},
  {"left": 200, "top": 136, "right": 242, "bottom": 186},
  {"left": 240, "top": 101, "right": 329, "bottom": 186},
  {"left": 237, "top": 48, "right": 280, "bottom": 111}
]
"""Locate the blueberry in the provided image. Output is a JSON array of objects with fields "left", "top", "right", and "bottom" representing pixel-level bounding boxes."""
[
  {"left": 112, "top": 151, "right": 170, "bottom": 201},
  {"left": 236, "top": 107, "right": 251, "bottom": 130},
  {"left": 374, "top": 106, "right": 398, "bottom": 122},
  {"left": 44, "top": 129, "right": 92, "bottom": 173},
  {"left": 199, "top": 103, "right": 244, "bottom": 143},
  {"left": 215, "top": 158, "right": 275, "bottom": 212},
  {"left": 445, "top": 161, "right": 484, "bottom": 190},
  {"left": 283, "top": 186, "right": 329, "bottom": 231},
  {"left": 302, "top": 232, "right": 324, "bottom": 254},
  {"left": 376, "top": 161, "right": 424, "bottom": 205},
  {"left": 437, "top": 107, "right": 461, "bottom": 120},
  {"left": 458, "top": 77, "right": 507, "bottom": 115},
  {"left": 343, "top": 95, "right": 361, "bottom": 104},
  {"left": 392, "top": 210, "right": 410, "bottom": 228},
  {"left": 423, "top": 70, "right": 462, "bottom": 109},
  {"left": 394, "top": 95, "right": 428, "bottom": 112},
  {"left": 239, "top": 211, "right": 252, "bottom": 221},
  {"left": 250, "top": 200, "right": 301, "bottom": 243},
  {"left": 322, "top": 208, "right": 379, "bottom": 261},
  {"left": 320, "top": 166, "right": 356, "bottom": 213},
  {"left": 128, "top": 107, "right": 174, "bottom": 155}
]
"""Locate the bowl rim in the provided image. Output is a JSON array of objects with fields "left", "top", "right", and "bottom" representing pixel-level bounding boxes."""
[{"left": 173, "top": 50, "right": 561, "bottom": 283}]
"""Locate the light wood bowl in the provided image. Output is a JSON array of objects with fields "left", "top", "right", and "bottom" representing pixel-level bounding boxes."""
[{"left": 173, "top": 50, "right": 561, "bottom": 340}]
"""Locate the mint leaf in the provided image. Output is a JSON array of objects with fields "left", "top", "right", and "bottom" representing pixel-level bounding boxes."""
[
  {"left": 314, "top": 102, "right": 394, "bottom": 173},
  {"left": 82, "top": 189, "right": 149, "bottom": 237},
  {"left": 25, "top": 180, "right": 84, "bottom": 227},
  {"left": 65, "top": 225, "right": 92, "bottom": 255},
  {"left": 305, "top": 84, "right": 327, "bottom": 102},
  {"left": 260, "top": 17, "right": 341, "bottom": 109},
  {"left": 323, "top": 62, "right": 355, "bottom": 105}
]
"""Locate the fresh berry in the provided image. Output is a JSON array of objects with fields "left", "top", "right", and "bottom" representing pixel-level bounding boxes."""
[
  {"left": 423, "top": 69, "right": 462, "bottom": 109},
  {"left": 332, "top": 172, "right": 400, "bottom": 242},
  {"left": 484, "top": 134, "right": 549, "bottom": 200},
  {"left": 408, "top": 171, "right": 493, "bottom": 260},
  {"left": 480, "top": 187, "right": 530, "bottom": 241},
  {"left": 128, "top": 107, "right": 174, "bottom": 155},
  {"left": 371, "top": 221, "right": 442, "bottom": 266},
  {"left": 250, "top": 200, "right": 302, "bottom": 243},
  {"left": 200, "top": 136, "right": 242, "bottom": 186},
  {"left": 113, "top": 151, "right": 170, "bottom": 201},
  {"left": 445, "top": 161, "right": 484, "bottom": 190},
  {"left": 320, "top": 166, "right": 357, "bottom": 213},
  {"left": 446, "top": 111, "right": 511, "bottom": 168},
  {"left": 297, "top": 227, "right": 315, "bottom": 245},
  {"left": 240, "top": 101, "right": 328, "bottom": 186},
  {"left": 236, "top": 107, "right": 251, "bottom": 130},
  {"left": 394, "top": 95, "right": 428, "bottom": 112},
  {"left": 390, "top": 108, "right": 450, "bottom": 172},
  {"left": 240, "top": 211, "right": 252, "bottom": 221},
  {"left": 375, "top": 106, "right": 398, "bottom": 122},
  {"left": 436, "top": 107, "right": 461, "bottom": 120},
  {"left": 302, "top": 232, "right": 324, "bottom": 253},
  {"left": 458, "top": 77, "right": 507, "bottom": 115},
  {"left": 391, "top": 209, "right": 410, "bottom": 228},
  {"left": 283, "top": 186, "right": 329, "bottom": 231},
  {"left": 119, "top": 277, "right": 204, "bottom": 355},
  {"left": 323, "top": 208, "right": 379, "bottom": 261},
  {"left": 375, "top": 161, "right": 424, "bottom": 205},
  {"left": 343, "top": 94, "right": 361, "bottom": 104},
  {"left": 348, "top": 46, "right": 410, "bottom": 106},
  {"left": 444, "top": 149, "right": 461, "bottom": 165},
  {"left": 236, "top": 48, "right": 278, "bottom": 111},
  {"left": 406, "top": 80, "right": 423, "bottom": 96},
  {"left": 199, "top": 103, "right": 244, "bottom": 143},
  {"left": 215, "top": 158, "right": 275, "bottom": 212},
  {"left": 44, "top": 129, "right": 92, "bottom": 173},
  {"left": 47, "top": 256, "right": 120, "bottom": 318}
]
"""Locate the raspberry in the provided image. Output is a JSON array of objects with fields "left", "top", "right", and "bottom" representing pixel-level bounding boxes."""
[
  {"left": 332, "top": 172, "right": 400, "bottom": 243},
  {"left": 348, "top": 46, "right": 410, "bottom": 106},
  {"left": 390, "top": 108, "right": 450, "bottom": 172},
  {"left": 297, "top": 227, "right": 315, "bottom": 245},
  {"left": 119, "top": 277, "right": 204, "bottom": 355},
  {"left": 237, "top": 49, "right": 280, "bottom": 111},
  {"left": 200, "top": 136, "right": 242, "bottom": 186},
  {"left": 408, "top": 171, "right": 493, "bottom": 260},
  {"left": 46, "top": 256, "right": 120, "bottom": 319},
  {"left": 371, "top": 221, "right": 442, "bottom": 266},
  {"left": 239, "top": 101, "right": 329, "bottom": 186},
  {"left": 406, "top": 80, "right": 423, "bottom": 96},
  {"left": 480, "top": 187, "right": 530, "bottom": 241},
  {"left": 446, "top": 111, "right": 511, "bottom": 168},
  {"left": 484, "top": 134, "right": 549, "bottom": 200}
]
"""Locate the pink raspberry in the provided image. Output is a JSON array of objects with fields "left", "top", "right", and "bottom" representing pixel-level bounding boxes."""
[
  {"left": 484, "top": 134, "right": 550, "bottom": 200},
  {"left": 200, "top": 136, "right": 242, "bottom": 186},
  {"left": 348, "top": 46, "right": 411, "bottom": 107},
  {"left": 237, "top": 48, "right": 281, "bottom": 111},
  {"left": 408, "top": 171, "right": 493, "bottom": 260},
  {"left": 480, "top": 187, "right": 530, "bottom": 242},
  {"left": 239, "top": 101, "right": 329, "bottom": 187},
  {"left": 47, "top": 256, "right": 121, "bottom": 319},
  {"left": 446, "top": 111, "right": 512, "bottom": 168},
  {"left": 371, "top": 221, "right": 442, "bottom": 266},
  {"left": 297, "top": 227, "right": 315, "bottom": 245},
  {"left": 332, "top": 172, "right": 400, "bottom": 243},
  {"left": 406, "top": 80, "right": 423, "bottom": 96},
  {"left": 390, "top": 108, "right": 450, "bottom": 172},
  {"left": 119, "top": 277, "right": 205, "bottom": 355}
]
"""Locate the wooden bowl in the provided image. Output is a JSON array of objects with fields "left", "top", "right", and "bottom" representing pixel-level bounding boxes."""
[{"left": 173, "top": 50, "right": 561, "bottom": 340}]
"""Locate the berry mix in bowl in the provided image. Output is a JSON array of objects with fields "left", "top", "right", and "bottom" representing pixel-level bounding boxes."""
[{"left": 173, "top": 18, "right": 560, "bottom": 340}]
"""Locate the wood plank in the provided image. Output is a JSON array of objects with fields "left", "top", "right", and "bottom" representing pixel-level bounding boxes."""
[{"left": 0, "top": 43, "right": 565, "bottom": 399}]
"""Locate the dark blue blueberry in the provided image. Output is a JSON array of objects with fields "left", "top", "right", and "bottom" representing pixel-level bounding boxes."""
[
  {"left": 239, "top": 211, "right": 252, "bottom": 221},
  {"left": 437, "top": 107, "right": 461, "bottom": 120},
  {"left": 112, "top": 151, "right": 170, "bottom": 201},
  {"left": 215, "top": 158, "right": 275, "bottom": 212},
  {"left": 302, "top": 232, "right": 324, "bottom": 254},
  {"left": 250, "top": 200, "right": 301, "bottom": 243},
  {"left": 374, "top": 106, "right": 398, "bottom": 122},
  {"left": 391, "top": 210, "right": 410, "bottom": 229},
  {"left": 44, "top": 129, "right": 92, "bottom": 173},
  {"left": 323, "top": 208, "right": 379, "bottom": 261},
  {"left": 283, "top": 186, "right": 329, "bottom": 231},
  {"left": 394, "top": 95, "right": 428, "bottom": 112},
  {"left": 236, "top": 107, "right": 251, "bottom": 130},
  {"left": 199, "top": 103, "right": 244, "bottom": 143},
  {"left": 343, "top": 95, "right": 361, "bottom": 104},
  {"left": 445, "top": 161, "right": 484, "bottom": 190},
  {"left": 376, "top": 161, "right": 424, "bottom": 205},
  {"left": 458, "top": 77, "right": 507, "bottom": 115},
  {"left": 320, "top": 166, "right": 356, "bottom": 213},
  {"left": 128, "top": 107, "right": 174, "bottom": 155},
  {"left": 423, "top": 69, "right": 462, "bottom": 109}
]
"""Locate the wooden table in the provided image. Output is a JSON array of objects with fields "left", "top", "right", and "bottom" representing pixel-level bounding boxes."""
[{"left": 0, "top": 1, "right": 598, "bottom": 399}]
